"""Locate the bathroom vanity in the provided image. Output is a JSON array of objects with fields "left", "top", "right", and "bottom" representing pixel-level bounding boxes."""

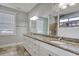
[{"left": 23, "top": 33, "right": 79, "bottom": 56}]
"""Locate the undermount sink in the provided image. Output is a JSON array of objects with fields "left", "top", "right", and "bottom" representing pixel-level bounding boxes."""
[{"left": 50, "top": 41, "right": 67, "bottom": 45}]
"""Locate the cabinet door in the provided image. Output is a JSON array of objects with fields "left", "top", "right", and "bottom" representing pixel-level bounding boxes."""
[
  {"left": 24, "top": 37, "right": 40, "bottom": 56},
  {"left": 38, "top": 40, "right": 76, "bottom": 56},
  {"left": 39, "top": 46, "right": 51, "bottom": 56},
  {"left": 27, "top": 38, "right": 35, "bottom": 55},
  {"left": 29, "top": 38, "right": 40, "bottom": 56},
  {"left": 23, "top": 36, "right": 76, "bottom": 56},
  {"left": 24, "top": 37, "right": 57, "bottom": 56},
  {"left": 23, "top": 37, "right": 33, "bottom": 55},
  {"left": 23, "top": 37, "right": 30, "bottom": 51}
]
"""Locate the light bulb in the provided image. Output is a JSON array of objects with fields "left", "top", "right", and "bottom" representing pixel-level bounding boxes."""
[
  {"left": 69, "top": 3, "right": 76, "bottom": 6},
  {"left": 59, "top": 3, "right": 67, "bottom": 9},
  {"left": 61, "top": 5, "right": 67, "bottom": 9},
  {"left": 30, "top": 16, "right": 39, "bottom": 20}
]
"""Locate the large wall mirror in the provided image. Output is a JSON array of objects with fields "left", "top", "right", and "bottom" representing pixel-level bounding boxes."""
[
  {"left": 30, "top": 16, "right": 48, "bottom": 35},
  {"left": 58, "top": 3, "right": 79, "bottom": 39},
  {"left": 29, "top": 3, "right": 79, "bottom": 39}
]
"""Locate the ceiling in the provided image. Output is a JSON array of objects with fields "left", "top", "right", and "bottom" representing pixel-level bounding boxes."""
[
  {"left": 51, "top": 3, "right": 79, "bottom": 16},
  {"left": 0, "top": 3, "right": 79, "bottom": 16},
  {"left": 0, "top": 3, "right": 38, "bottom": 13}
]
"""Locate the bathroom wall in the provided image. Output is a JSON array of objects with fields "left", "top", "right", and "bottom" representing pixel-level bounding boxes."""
[
  {"left": 0, "top": 5, "right": 29, "bottom": 46},
  {"left": 29, "top": 3, "right": 53, "bottom": 18}
]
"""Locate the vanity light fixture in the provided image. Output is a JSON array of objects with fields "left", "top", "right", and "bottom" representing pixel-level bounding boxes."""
[
  {"left": 59, "top": 3, "right": 67, "bottom": 9},
  {"left": 59, "top": 3, "right": 76, "bottom": 9},
  {"left": 60, "top": 5, "right": 67, "bottom": 9},
  {"left": 30, "top": 16, "right": 39, "bottom": 20},
  {"left": 69, "top": 3, "right": 76, "bottom": 6}
]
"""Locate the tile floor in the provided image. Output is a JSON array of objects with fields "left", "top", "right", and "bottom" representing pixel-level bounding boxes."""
[{"left": 0, "top": 45, "right": 30, "bottom": 56}]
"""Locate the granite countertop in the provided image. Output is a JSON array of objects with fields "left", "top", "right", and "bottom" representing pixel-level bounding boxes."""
[{"left": 24, "top": 34, "right": 79, "bottom": 55}]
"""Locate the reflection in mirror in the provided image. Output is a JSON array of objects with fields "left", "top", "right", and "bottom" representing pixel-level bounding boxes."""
[
  {"left": 58, "top": 3, "right": 79, "bottom": 39},
  {"left": 30, "top": 16, "right": 48, "bottom": 35},
  {"left": 59, "top": 15, "right": 79, "bottom": 27},
  {"left": 29, "top": 3, "right": 79, "bottom": 39}
]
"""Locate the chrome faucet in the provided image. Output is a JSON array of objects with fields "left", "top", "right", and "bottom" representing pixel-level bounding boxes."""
[{"left": 58, "top": 37, "right": 63, "bottom": 40}]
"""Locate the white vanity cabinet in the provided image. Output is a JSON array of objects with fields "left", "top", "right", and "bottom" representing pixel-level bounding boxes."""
[
  {"left": 23, "top": 36, "right": 77, "bottom": 56},
  {"left": 38, "top": 40, "right": 76, "bottom": 56},
  {"left": 23, "top": 36, "right": 40, "bottom": 56}
]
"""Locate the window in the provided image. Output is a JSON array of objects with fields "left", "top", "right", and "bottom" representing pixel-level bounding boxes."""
[
  {"left": 60, "top": 19, "right": 68, "bottom": 22},
  {"left": 0, "top": 12, "right": 16, "bottom": 35},
  {"left": 69, "top": 17, "right": 79, "bottom": 21},
  {"left": 60, "top": 19, "right": 69, "bottom": 27},
  {"left": 60, "top": 17, "right": 79, "bottom": 27}
]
